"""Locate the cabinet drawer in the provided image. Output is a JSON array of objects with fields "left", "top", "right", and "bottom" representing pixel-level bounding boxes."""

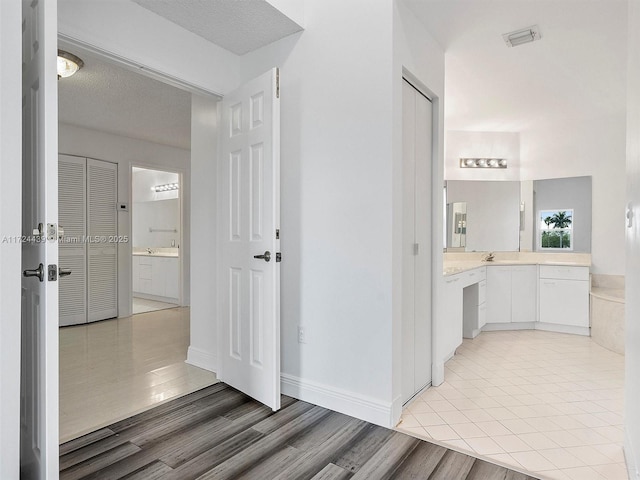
[
  {"left": 539, "top": 265, "right": 589, "bottom": 281},
  {"left": 462, "top": 268, "right": 485, "bottom": 286}
]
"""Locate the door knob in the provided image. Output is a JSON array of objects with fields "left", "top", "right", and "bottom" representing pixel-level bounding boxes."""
[
  {"left": 23, "top": 263, "right": 45, "bottom": 282},
  {"left": 59, "top": 268, "right": 72, "bottom": 277},
  {"left": 253, "top": 251, "right": 271, "bottom": 262}
]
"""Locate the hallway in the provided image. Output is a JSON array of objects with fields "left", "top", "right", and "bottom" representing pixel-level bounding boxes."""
[{"left": 59, "top": 307, "right": 217, "bottom": 443}]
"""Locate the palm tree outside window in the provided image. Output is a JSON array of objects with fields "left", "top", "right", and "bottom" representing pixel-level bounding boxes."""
[{"left": 539, "top": 209, "right": 573, "bottom": 249}]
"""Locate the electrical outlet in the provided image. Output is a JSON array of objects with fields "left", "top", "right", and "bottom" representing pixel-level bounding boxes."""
[{"left": 297, "top": 326, "right": 307, "bottom": 344}]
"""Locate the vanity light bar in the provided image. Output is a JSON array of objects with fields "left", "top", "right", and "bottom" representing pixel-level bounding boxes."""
[
  {"left": 459, "top": 158, "right": 507, "bottom": 169},
  {"left": 152, "top": 182, "right": 179, "bottom": 192}
]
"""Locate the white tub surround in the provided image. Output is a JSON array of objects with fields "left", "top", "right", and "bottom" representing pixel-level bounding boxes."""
[{"left": 591, "top": 274, "right": 625, "bottom": 355}]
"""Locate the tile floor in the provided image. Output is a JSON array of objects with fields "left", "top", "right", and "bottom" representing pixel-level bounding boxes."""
[
  {"left": 132, "top": 296, "right": 179, "bottom": 314},
  {"left": 59, "top": 307, "right": 218, "bottom": 443},
  {"left": 396, "top": 330, "right": 627, "bottom": 480}
]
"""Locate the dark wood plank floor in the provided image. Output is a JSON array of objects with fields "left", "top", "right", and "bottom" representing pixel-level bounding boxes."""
[{"left": 59, "top": 383, "right": 540, "bottom": 480}]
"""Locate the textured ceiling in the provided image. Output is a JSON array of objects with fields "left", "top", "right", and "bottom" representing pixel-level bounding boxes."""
[
  {"left": 403, "top": 0, "right": 627, "bottom": 132},
  {"left": 58, "top": 48, "right": 192, "bottom": 149},
  {"left": 131, "top": 0, "right": 303, "bottom": 55}
]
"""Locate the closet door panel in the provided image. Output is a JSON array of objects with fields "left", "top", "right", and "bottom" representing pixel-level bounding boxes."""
[
  {"left": 401, "top": 80, "right": 417, "bottom": 404},
  {"left": 413, "top": 88, "right": 433, "bottom": 393},
  {"left": 87, "top": 159, "right": 118, "bottom": 322},
  {"left": 59, "top": 155, "right": 87, "bottom": 326}
]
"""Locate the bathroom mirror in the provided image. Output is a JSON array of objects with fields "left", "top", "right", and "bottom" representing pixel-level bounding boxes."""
[
  {"left": 447, "top": 202, "right": 467, "bottom": 249},
  {"left": 445, "top": 176, "right": 592, "bottom": 253},
  {"left": 445, "top": 180, "right": 521, "bottom": 252}
]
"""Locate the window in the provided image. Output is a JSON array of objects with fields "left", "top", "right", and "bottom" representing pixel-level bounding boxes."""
[{"left": 539, "top": 209, "right": 573, "bottom": 249}]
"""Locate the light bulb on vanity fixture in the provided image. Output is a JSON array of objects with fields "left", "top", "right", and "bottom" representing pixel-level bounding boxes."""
[
  {"left": 152, "top": 183, "right": 179, "bottom": 193},
  {"left": 459, "top": 158, "right": 508, "bottom": 169}
]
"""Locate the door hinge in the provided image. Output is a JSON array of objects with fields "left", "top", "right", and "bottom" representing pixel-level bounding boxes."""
[
  {"left": 276, "top": 68, "right": 280, "bottom": 99},
  {"left": 413, "top": 243, "right": 419, "bottom": 255},
  {"left": 276, "top": 252, "right": 282, "bottom": 262},
  {"left": 276, "top": 229, "right": 280, "bottom": 239}
]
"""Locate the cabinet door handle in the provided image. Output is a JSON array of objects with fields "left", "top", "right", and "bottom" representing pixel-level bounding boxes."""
[{"left": 543, "top": 281, "right": 556, "bottom": 285}]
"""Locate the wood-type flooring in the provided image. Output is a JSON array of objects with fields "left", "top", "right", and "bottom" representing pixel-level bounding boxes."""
[{"left": 59, "top": 383, "right": 540, "bottom": 480}]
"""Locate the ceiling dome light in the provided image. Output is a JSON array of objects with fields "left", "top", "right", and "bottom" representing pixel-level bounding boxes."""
[{"left": 57, "top": 50, "right": 84, "bottom": 79}]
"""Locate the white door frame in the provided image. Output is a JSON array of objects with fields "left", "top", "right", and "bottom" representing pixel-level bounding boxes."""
[
  {"left": 0, "top": 1, "right": 24, "bottom": 477},
  {"left": 130, "top": 163, "right": 187, "bottom": 309},
  {"left": 399, "top": 67, "right": 444, "bottom": 399}
]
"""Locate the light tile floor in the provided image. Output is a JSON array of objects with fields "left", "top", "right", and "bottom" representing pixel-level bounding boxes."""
[
  {"left": 59, "top": 307, "right": 218, "bottom": 443},
  {"left": 132, "top": 296, "right": 179, "bottom": 314},
  {"left": 397, "top": 330, "right": 627, "bottom": 480}
]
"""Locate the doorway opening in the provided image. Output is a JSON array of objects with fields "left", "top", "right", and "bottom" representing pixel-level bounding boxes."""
[
  {"left": 131, "top": 166, "right": 182, "bottom": 314},
  {"left": 57, "top": 43, "right": 218, "bottom": 443}
]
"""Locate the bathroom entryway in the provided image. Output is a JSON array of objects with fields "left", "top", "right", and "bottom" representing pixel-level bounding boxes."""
[{"left": 131, "top": 166, "right": 183, "bottom": 315}]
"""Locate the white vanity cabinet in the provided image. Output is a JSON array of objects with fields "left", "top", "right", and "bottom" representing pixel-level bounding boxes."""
[
  {"left": 485, "top": 265, "right": 537, "bottom": 324},
  {"left": 486, "top": 266, "right": 512, "bottom": 324},
  {"left": 443, "top": 274, "right": 463, "bottom": 359},
  {"left": 443, "top": 267, "right": 487, "bottom": 358},
  {"left": 539, "top": 265, "right": 589, "bottom": 330},
  {"left": 133, "top": 255, "right": 180, "bottom": 302}
]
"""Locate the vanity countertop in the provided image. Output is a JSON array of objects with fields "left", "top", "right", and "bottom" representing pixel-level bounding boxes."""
[
  {"left": 443, "top": 253, "right": 591, "bottom": 276},
  {"left": 133, "top": 247, "right": 179, "bottom": 258}
]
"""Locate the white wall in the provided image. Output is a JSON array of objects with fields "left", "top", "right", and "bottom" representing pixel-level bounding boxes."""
[
  {"left": 445, "top": 131, "right": 520, "bottom": 181},
  {"left": 188, "top": 95, "right": 219, "bottom": 372},
  {"left": 392, "top": 0, "right": 446, "bottom": 409},
  {"left": 625, "top": 1, "right": 640, "bottom": 477},
  {"left": 238, "top": 0, "right": 402, "bottom": 426},
  {"left": 520, "top": 117, "right": 626, "bottom": 275},
  {"left": 0, "top": 0, "right": 22, "bottom": 476},
  {"left": 59, "top": 123, "right": 191, "bottom": 314},
  {"left": 132, "top": 200, "right": 180, "bottom": 248}
]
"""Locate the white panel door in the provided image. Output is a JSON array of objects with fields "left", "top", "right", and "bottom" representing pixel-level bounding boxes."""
[
  {"left": 20, "top": 0, "right": 59, "bottom": 477},
  {"left": 87, "top": 159, "right": 118, "bottom": 322},
  {"left": 219, "top": 68, "right": 281, "bottom": 410},
  {"left": 59, "top": 155, "right": 87, "bottom": 326}
]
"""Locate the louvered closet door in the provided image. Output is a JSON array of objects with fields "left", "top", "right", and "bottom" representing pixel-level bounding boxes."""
[
  {"left": 59, "top": 155, "right": 87, "bottom": 326},
  {"left": 87, "top": 159, "right": 118, "bottom": 322}
]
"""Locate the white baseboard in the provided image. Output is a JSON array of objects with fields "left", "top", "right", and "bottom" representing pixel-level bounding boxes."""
[
  {"left": 281, "top": 373, "right": 395, "bottom": 428},
  {"left": 482, "top": 322, "right": 535, "bottom": 331},
  {"left": 535, "top": 322, "right": 590, "bottom": 336},
  {"left": 186, "top": 346, "right": 217, "bottom": 372},
  {"left": 133, "top": 292, "right": 180, "bottom": 304},
  {"left": 625, "top": 430, "right": 640, "bottom": 480},
  {"left": 481, "top": 322, "right": 590, "bottom": 336}
]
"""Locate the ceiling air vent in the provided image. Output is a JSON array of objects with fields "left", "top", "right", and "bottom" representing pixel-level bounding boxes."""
[{"left": 502, "top": 25, "right": 541, "bottom": 47}]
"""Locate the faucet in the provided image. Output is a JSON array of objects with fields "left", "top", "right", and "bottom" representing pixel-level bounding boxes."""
[{"left": 482, "top": 252, "right": 495, "bottom": 262}]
